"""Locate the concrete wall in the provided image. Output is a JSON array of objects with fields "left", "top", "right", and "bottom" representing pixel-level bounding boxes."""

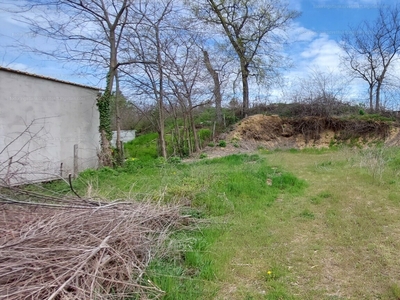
[
  {"left": 111, "top": 130, "right": 136, "bottom": 146},
  {"left": 0, "top": 68, "right": 100, "bottom": 185}
]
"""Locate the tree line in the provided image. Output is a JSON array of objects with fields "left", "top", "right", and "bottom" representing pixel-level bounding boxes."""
[{"left": 7, "top": 1, "right": 400, "bottom": 164}]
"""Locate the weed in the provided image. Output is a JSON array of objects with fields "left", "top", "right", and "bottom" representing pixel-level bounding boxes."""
[
  {"left": 391, "top": 283, "right": 400, "bottom": 298},
  {"left": 388, "top": 193, "right": 400, "bottom": 204},
  {"left": 359, "top": 147, "right": 388, "bottom": 181},
  {"left": 199, "top": 129, "right": 212, "bottom": 147},
  {"left": 265, "top": 286, "right": 295, "bottom": 300},
  {"left": 218, "top": 140, "right": 227, "bottom": 147},
  {"left": 168, "top": 156, "right": 182, "bottom": 164},
  {"left": 329, "top": 138, "right": 337, "bottom": 148},
  {"left": 299, "top": 209, "right": 315, "bottom": 219},
  {"left": 357, "top": 113, "right": 395, "bottom": 122},
  {"left": 310, "top": 196, "right": 321, "bottom": 205},
  {"left": 318, "top": 161, "right": 332, "bottom": 167},
  {"left": 318, "top": 191, "right": 333, "bottom": 198},
  {"left": 310, "top": 192, "right": 332, "bottom": 205},
  {"left": 198, "top": 128, "right": 211, "bottom": 140},
  {"left": 258, "top": 149, "right": 270, "bottom": 155},
  {"left": 264, "top": 269, "right": 279, "bottom": 282},
  {"left": 199, "top": 153, "right": 207, "bottom": 159},
  {"left": 156, "top": 157, "right": 168, "bottom": 166}
]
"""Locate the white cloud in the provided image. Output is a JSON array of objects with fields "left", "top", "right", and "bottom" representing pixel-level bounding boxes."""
[
  {"left": 270, "top": 29, "right": 361, "bottom": 102},
  {"left": 288, "top": 23, "right": 317, "bottom": 42},
  {"left": 287, "top": 0, "right": 303, "bottom": 11},
  {"left": 299, "top": 33, "right": 344, "bottom": 71},
  {"left": 313, "top": 0, "right": 379, "bottom": 7}
]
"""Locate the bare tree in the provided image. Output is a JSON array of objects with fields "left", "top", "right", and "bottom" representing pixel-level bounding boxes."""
[
  {"left": 121, "top": 0, "right": 177, "bottom": 158},
  {"left": 192, "top": 0, "right": 299, "bottom": 117},
  {"left": 341, "top": 4, "right": 400, "bottom": 111},
  {"left": 9, "top": 0, "right": 143, "bottom": 165},
  {"left": 202, "top": 49, "right": 223, "bottom": 125},
  {"left": 1, "top": 118, "right": 49, "bottom": 186},
  {"left": 164, "top": 34, "right": 212, "bottom": 155},
  {"left": 288, "top": 69, "right": 351, "bottom": 117}
]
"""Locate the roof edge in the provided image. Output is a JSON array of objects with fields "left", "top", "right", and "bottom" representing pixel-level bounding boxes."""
[{"left": 0, "top": 66, "right": 101, "bottom": 91}]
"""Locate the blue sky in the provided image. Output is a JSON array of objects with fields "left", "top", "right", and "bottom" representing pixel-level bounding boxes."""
[{"left": 0, "top": 0, "right": 396, "bottom": 103}]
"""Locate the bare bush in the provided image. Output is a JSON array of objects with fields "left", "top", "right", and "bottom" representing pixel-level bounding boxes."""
[
  {"left": 0, "top": 118, "right": 50, "bottom": 186},
  {"left": 286, "top": 69, "right": 355, "bottom": 117},
  {"left": 359, "top": 147, "right": 388, "bottom": 181},
  {"left": 0, "top": 192, "right": 190, "bottom": 299}
]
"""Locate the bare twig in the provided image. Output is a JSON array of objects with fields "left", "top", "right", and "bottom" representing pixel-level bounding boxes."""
[
  {"left": 68, "top": 173, "right": 81, "bottom": 198},
  {"left": 47, "top": 236, "right": 111, "bottom": 300},
  {"left": 0, "top": 193, "right": 191, "bottom": 299}
]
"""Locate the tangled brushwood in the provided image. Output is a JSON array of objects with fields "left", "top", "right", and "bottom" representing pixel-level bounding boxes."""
[{"left": 0, "top": 190, "right": 190, "bottom": 299}]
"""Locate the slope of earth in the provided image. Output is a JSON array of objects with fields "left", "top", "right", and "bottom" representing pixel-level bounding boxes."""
[{"left": 193, "top": 114, "right": 400, "bottom": 159}]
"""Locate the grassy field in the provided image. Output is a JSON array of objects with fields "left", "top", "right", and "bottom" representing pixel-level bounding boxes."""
[
  {"left": 46, "top": 146, "right": 400, "bottom": 299},
  {"left": 257, "top": 148, "right": 400, "bottom": 300}
]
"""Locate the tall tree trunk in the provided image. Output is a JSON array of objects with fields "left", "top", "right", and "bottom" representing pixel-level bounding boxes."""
[
  {"left": 368, "top": 84, "right": 374, "bottom": 111},
  {"left": 183, "top": 114, "right": 192, "bottom": 155},
  {"left": 203, "top": 50, "right": 223, "bottom": 124},
  {"left": 188, "top": 109, "right": 200, "bottom": 152},
  {"left": 240, "top": 58, "right": 250, "bottom": 117},
  {"left": 375, "top": 80, "right": 382, "bottom": 111},
  {"left": 114, "top": 70, "right": 124, "bottom": 166},
  {"left": 98, "top": 71, "right": 113, "bottom": 167},
  {"left": 156, "top": 26, "right": 167, "bottom": 158},
  {"left": 98, "top": 30, "right": 117, "bottom": 167}
]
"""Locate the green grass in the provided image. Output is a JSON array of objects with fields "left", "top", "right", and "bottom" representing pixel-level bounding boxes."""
[
  {"left": 352, "top": 113, "right": 396, "bottom": 122},
  {"left": 37, "top": 146, "right": 400, "bottom": 299},
  {"left": 124, "top": 132, "right": 158, "bottom": 160},
  {"left": 48, "top": 153, "right": 304, "bottom": 299}
]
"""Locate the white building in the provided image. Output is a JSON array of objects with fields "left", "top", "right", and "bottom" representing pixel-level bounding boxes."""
[{"left": 0, "top": 66, "right": 100, "bottom": 185}]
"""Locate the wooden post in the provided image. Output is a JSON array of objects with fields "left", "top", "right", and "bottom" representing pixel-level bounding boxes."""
[
  {"left": 73, "top": 144, "right": 78, "bottom": 178},
  {"left": 120, "top": 140, "right": 124, "bottom": 163}
]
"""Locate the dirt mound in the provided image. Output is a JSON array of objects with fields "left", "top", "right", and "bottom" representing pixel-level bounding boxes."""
[
  {"left": 197, "top": 115, "right": 399, "bottom": 159},
  {"left": 189, "top": 114, "right": 400, "bottom": 160},
  {"left": 226, "top": 115, "right": 338, "bottom": 150}
]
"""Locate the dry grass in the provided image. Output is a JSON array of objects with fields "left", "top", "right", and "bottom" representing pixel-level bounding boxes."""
[
  {"left": 0, "top": 191, "right": 189, "bottom": 299},
  {"left": 203, "top": 148, "right": 400, "bottom": 299},
  {"left": 264, "top": 149, "right": 400, "bottom": 299}
]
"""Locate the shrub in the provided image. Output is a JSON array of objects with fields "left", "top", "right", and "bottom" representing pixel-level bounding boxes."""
[
  {"left": 218, "top": 140, "right": 226, "bottom": 147},
  {"left": 168, "top": 156, "right": 182, "bottom": 164},
  {"left": 198, "top": 129, "right": 211, "bottom": 141},
  {"left": 199, "top": 153, "right": 207, "bottom": 159}
]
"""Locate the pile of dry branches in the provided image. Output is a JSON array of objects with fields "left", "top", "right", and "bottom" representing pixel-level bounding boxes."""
[{"left": 0, "top": 191, "right": 190, "bottom": 299}]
